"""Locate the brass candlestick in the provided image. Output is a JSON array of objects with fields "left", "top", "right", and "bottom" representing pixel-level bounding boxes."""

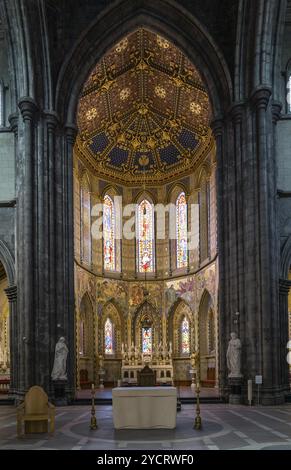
[
  {"left": 90, "top": 384, "right": 98, "bottom": 430},
  {"left": 193, "top": 382, "right": 202, "bottom": 430}
]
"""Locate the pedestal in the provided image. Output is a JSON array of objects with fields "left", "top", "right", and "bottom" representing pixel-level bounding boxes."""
[
  {"left": 228, "top": 376, "right": 243, "bottom": 404},
  {"left": 52, "top": 380, "right": 68, "bottom": 405}
]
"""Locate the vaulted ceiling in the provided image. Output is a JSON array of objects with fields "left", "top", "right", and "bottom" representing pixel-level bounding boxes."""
[{"left": 76, "top": 28, "right": 213, "bottom": 185}]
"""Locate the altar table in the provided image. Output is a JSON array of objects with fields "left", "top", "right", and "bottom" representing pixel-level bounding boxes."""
[{"left": 112, "top": 386, "right": 177, "bottom": 429}]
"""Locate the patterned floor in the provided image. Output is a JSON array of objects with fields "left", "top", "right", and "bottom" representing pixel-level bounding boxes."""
[{"left": 1, "top": 404, "right": 291, "bottom": 450}]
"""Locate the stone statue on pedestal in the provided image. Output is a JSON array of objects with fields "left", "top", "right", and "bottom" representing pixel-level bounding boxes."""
[
  {"left": 226, "top": 332, "right": 242, "bottom": 378},
  {"left": 51, "top": 337, "right": 68, "bottom": 381}
]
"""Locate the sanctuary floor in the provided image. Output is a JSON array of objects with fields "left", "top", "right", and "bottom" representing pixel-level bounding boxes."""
[{"left": 1, "top": 404, "right": 291, "bottom": 450}]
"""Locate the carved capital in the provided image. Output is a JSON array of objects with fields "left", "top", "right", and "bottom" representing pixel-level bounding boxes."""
[
  {"left": 279, "top": 278, "right": 291, "bottom": 295},
  {"left": 44, "top": 110, "right": 59, "bottom": 131},
  {"left": 230, "top": 103, "right": 244, "bottom": 124},
  {"left": 250, "top": 87, "right": 272, "bottom": 111},
  {"left": 65, "top": 124, "right": 78, "bottom": 145},
  {"left": 210, "top": 118, "right": 224, "bottom": 138},
  {"left": 8, "top": 113, "right": 19, "bottom": 134},
  {"left": 18, "top": 97, "right": 38, "bottom": 121},
  {"left": 271, "top": 101, "right": 282, "bottom": 124},
  {"left": 4, "top": 285, "right": 17, "bottom": 302}
]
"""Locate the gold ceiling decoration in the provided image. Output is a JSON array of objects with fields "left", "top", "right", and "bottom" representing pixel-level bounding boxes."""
[{"left": 76, "top": 28, "right": 212, "bottom": 185}]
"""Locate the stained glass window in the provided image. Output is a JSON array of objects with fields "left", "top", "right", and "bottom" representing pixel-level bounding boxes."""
[
  {"left": 103, "top": 195, "right": 116, "bottom": 271},
  {"left": 81, "top": 185, "right": 91, "bottom": 264},
  {"left": 181, "top": 316, "right": 190, "bottom": 354},
  {"left": 137, "top": 199, "right": 154, "bottom": 272},
  {"left": 176, "top": 192, "right": 188, "bottom": 268},
  {"left": 142, "top": 326, "right": 152, "bottom": 354},
  {"left": 104, "top": 318, "right": 113, "bottom": 354}
]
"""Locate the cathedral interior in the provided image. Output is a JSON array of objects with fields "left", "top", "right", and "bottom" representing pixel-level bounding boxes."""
[{"left": 1, "top": 0, "right": 291, "bottom": 452}]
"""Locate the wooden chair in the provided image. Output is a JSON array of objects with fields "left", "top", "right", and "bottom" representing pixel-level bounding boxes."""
[{"left": 17, "top": 385, "right": 55, "bottom": 437}]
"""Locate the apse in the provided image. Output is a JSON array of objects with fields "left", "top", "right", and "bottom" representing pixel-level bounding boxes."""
[{"left": 73, "top": 28, "right": 218, "bottom": 391}]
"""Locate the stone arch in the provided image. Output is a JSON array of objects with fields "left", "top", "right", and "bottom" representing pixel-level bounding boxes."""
[
  {"left": 168, "top": 298, "right": 194, "bottom": 357},
  {"left": 56, "top": 0, "right": 232, "bottom": 125},
  {"left": 0, "top": 240, "right": 15, "bottom": 286},
  {"left": 197, "top": 289, "right": 217, "bottom": 386},
  {"left": 77, "top": 292, "right": 95, "bottom": 387},
  {"left": 133, "top": 300, "right": 160, "bottom": 353},
  {"left": 101, "top": 300, "right": 124, "bottom": 357}
]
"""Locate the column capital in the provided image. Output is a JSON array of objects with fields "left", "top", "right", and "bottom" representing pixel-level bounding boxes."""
[
  {"left": 44, "top": 110, "right": 59, "bottom": 130},
  {"left": 8, "top": 113, "right": 19, "bottom": 134},
  {"left": 271, "top": 101, "right": 282, "bottom": 124},
  {"left": 230, "top": 102, "right": 244, "bottom": 124},
  {"left": 18, "top": 97, "right": 39, "bottom": 121},
  {"left": 250, "top": 86, "right": 272, "bottom": 111},
  {"left": 65, "top": 124, "right": 78, "bottom": 144},
  {"left": 4, "top": 285, "right": 17, "bottom": 302},
  {"left": 210, "top": 118, "right": 224, "bottom": 138},
  {"left": 279, "top": 278, "right": 291, "bottom": 295}
]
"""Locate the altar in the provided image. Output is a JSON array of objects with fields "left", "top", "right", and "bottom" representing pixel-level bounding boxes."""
[
  {"left": 112, "top": 386, "right": 177, "bottom": 429},
  {"left": 121, "top": 343, "right": 174, "bottom": 386}
]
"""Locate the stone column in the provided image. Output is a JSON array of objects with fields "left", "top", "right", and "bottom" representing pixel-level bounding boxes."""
[
  {"left": 18, "top": 98, "right": 39, "bottom": 396},
  {"left": 279, "top": 279, "right": 291, "bottom": 395},
  {"left": 4, "top": 285, "right": 17, "bottom": 394}
]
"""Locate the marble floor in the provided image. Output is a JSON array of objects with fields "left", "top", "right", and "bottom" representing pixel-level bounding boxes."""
[{"left": 1, "top": 404, "right": 291, "bottom": 450}]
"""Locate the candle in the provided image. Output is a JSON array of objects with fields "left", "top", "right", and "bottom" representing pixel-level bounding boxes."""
[{"left": 92, "top": 383, "right": 94, "bottom": 390}]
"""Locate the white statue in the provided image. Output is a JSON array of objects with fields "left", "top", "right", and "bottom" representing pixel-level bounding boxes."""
[
  {"left": 51, "top": 337, "right": 68, "bottom": 381},
  {"left": 226, "top": 332, "right": 242, "bottom": 377}
]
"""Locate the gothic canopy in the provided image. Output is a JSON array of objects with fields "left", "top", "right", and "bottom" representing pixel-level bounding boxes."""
[{"left": 76, "top": 28, "right": 212, "bottom": 185}]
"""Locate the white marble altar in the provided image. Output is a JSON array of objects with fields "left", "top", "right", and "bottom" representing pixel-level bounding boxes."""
[{"left": 112, "top": 386, "right": 177, "bottom": 429}]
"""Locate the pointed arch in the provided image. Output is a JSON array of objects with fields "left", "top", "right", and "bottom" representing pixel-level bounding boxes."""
[
  {"left": 56, "top": 0, "right": 232, "bottom": 125},
  {"left": 133, "top": 300, "right": 160, "bottom": 353},
  {"left": 168, "top": 298, "right": 194, "bottom": 356},
  {"left": 198, "top": 289, "right": 217, "bottom": 386},
  {"left": 0, "top": 240, "right": 15, "bottom": 286},
  {"left": 102, "top": 300, "right": 123, "bottom": 356}
]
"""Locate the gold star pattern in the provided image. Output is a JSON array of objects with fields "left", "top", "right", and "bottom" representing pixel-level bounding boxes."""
[
  {"left": 120, "top": 88, "right": 131, "bottom": 100},
  {"left": 190, "top": 102, "right": 202, "bottom": 115},
  {"left": 155, "top": 85, "right": 166, "bottom": 98},
  {"left": 86, "top": 108, "right": 97, "bottom": 121}
]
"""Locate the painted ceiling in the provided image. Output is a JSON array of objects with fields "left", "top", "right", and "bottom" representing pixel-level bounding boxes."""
[{"left": 76, "top": 28, "right": 212, "bottom": 185}]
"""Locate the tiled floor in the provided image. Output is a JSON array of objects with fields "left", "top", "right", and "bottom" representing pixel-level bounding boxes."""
[{"left": 1, "top": 404, "right": 291, "bottom": 450}]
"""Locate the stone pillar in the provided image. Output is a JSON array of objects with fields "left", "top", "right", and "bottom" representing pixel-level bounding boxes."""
[
  {"left": 279, "top": 279, "right": 291, "bottom": 395},
  {"left": 4, "top": 285, "right": 17, "bottom": 394},
  {"left": 18, "top": 98, "right": 39, "bottom": 396},
  {"left": 211, "top": 118, "right": 229, "bottom": 397}
]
